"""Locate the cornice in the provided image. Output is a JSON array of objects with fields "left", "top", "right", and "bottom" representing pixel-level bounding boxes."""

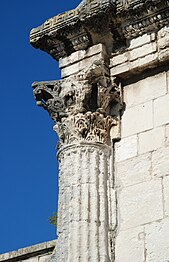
[
  {"left": 117, "top": 0, "right": 169, "bottom": 38},
  {"left": 30, "top": 0, "right": 115, "bottom": 60},
  {"left": 30, "top": 0, "right": 169, "bottom": 60}
]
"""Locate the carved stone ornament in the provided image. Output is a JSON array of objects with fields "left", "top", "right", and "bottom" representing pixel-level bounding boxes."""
[
  {"left": 30, "top": 0, "right": 169, "bottom": 60},
  {"left": 33, "top": 60, "right": 123, "bottom": 147}
]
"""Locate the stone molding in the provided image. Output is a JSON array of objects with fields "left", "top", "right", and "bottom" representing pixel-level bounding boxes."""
[
  {"left": 117, "top": 0, "right": 169, "bottom": 38},
  {"left": 33, "top": 59, "right": 123, "bottom": 147},
  {"left": 0, "top": 241, "right": 56, "bottom": 262},
  {"left": 57, "top": 141, "right": 111, "bottom": 161},
  {"left": 30, "top": 0, "right": 169, "bottom": 60}
]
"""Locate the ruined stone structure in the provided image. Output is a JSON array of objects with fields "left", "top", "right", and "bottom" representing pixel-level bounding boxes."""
[{"left": 1, "top": 0, "right": 169, "bottom": 261}]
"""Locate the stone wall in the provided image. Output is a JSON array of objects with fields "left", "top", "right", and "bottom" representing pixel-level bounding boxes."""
[
  {"left": 0, "top": 241, "right": 56, "bottom": 262},
  {"left": 112, "top": 30, "right": 169, "bottom": 262}
]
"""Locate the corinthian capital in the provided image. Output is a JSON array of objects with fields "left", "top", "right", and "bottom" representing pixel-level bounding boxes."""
[{"left": 33, "top": 60, "right": 123, "bottom": 147}]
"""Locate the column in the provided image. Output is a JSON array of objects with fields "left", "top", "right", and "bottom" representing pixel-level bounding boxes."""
[{"left": 32, "top": 58, "right": 122, "bottom": 261}]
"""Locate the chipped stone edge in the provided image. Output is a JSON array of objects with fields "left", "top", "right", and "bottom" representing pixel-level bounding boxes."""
[{"left": 0, "top": 240, "right": 56, "bottom": 261}]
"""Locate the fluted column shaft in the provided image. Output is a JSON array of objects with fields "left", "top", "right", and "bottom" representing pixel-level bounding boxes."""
[{"left": 54, "top": 143, "right": 112, "bottom": 262}]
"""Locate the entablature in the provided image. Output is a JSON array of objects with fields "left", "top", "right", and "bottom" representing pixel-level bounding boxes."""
[{"left": 30, "top": 0, "right": 169, "bottom": 60}]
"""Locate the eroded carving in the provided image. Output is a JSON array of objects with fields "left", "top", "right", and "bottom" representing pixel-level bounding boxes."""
[
  {"left": 158, "top": 26, "right": 169, "bottom": 50},
  {"left": 33, "top": 60, "right": 122, "bottom": 147},
  {"left": 30, "top": 0, "right": 169, "bottom": 60}
]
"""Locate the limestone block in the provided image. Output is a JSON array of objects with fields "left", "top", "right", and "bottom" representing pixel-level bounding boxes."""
[
  {"left": 121, "top": 101, "right": 153, "bottom": 137},
  {"left": 59, "top": 43, "right": 106, "bottom": 68},
  {"left": 130, "top": 53, "right": 158, "bottom": 72},
  {"left": 61, "top": 53, "right": 104, "bottom": 78},
  {"left": 152, "top": 146, "right": 169, "bottom": 177},
  {"left": 39, "top": 255, "right": 51, "bottom": 262},
  {"left": 158, "top": 47, "right": 169, "bottom": 62},
  {"left": 145, "top": 218, "right": 169, "bottom": 262},
  {"left": 119, "top": 180, "right": 163, "bottom": 230},
  {"left": 110, "top": 53, "right": 128, "bottom": 67},
  {"left": 110, "top": 63, "right": 130, "bottom": 76},
  {"left": 115, "top": 135, "right": 137, "bottom": 162},
  {"left": 138, "top": 127, "right": 165, "bottom": 154},
  {"left": 129, "top": 42, "right": 156, "bottom": 61},
  {"left": 0, "top": 253, "right": 10, "bottom": 260},
  {"left": 157, "top": 26, "right": 169, "bottom": 50},
  {"left": 115, "top": 227, "right": 145, "bottom": 262},
  {"left": 165, "top": 124, "right": 169, "bottom": 146},
  {"left": 157, "top": 26, "right": 169, "bottom": 61},
  {"left": 110, "top": 121, "right": 121, "bottom": 141},
  {"left": 167, "top": 71, "right": 169, "bottom": 93},
  {"left": 163, "top": 176, "right": 169, "bottom": 216},
  {"left": 154, "top": 94, "right": 169, "bottom": 127},
  {"left": 124, "top": 73, "right": 167, "bottom": 107},
  {"left": 129, "top": 34, "right": 152, "bottom": 49},
  {"left": 116, "top": 153, "right": 151, "bottom": 188},
  {"left": 25, "top": 258, "right": 39, "bottom": 262},
  {"left": 110, "top": 52, "right": 158, "bottom": 77}
]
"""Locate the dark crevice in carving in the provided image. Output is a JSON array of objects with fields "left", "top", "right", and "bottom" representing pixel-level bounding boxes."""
[{"left": 89, "top": 83, "right": 98, "bottom": 112}]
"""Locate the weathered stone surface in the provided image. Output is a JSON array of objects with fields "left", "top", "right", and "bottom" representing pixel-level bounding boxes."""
[
  {"left": 0, "top": 241, "right": 56, "bottom": 262},
  {"left": 163, "top": 176, "right": 169, "bottom": 217},
  {"left": 33, "top": 54, "right": 123, "bottom": 148},
  {"left": 165, "top": 124, "right": 169, "bottom": 146},
  {"left": 110, "top": 45, "right": 159, "bottom": 77},
  {"left": 152, "top": 146, "right": 169, "bottom": 177},
  {"left": 124, "top": 73, "right": 167, "bottom": 108},
  {"left": 138, "top": 127, "right": 165, "bottom": 154},
  {"left": 145, "top": 218, "right": 169, "bottom": 262},
  {"left": 59, "top": 44, "right": 107, "bottom": 69},
  {"left": 129, "top": 42, "right": 156, "bottom": 61},
  {"left": 121, "top": 101, "right": 153, "bottom": 137},
  {"left": 30, "top": 0, "right": 169, "bottom": 60},
  {"left": 118, "top": 180, "right": 163, "bottom": 230},
  {"left": 115, "top": 227, "right": 145, "bottom": 262},
  {"left": 110, "top": 63, "right": 130, "bottom": 76},
  {"left": 129, "top": 34, "right": 152, "bottom": 49},
  {"left": 115, "top": 135, "right": 137, "bottom": 162},
  {"left": 158, "top": 26, "right": 169, "bottom": 50},
  {"left": 39, "top": 255, "right": 50, "bottom": 262},
  {"left": 61, "top": 52, "right": 107, "bottom": 78},
  {"left": 116, "top": 153, "right": 151, "bottom": 188},
  {"left": 53, "top": 144, "right": 114, "bottom": 261},
  {"left": 25, "top": 258, "right": 39, "bottom": 262},
  {"left": 154, "top": 94, "right": 169, "bottom": 127},
  {"left": 130, "top": 53, "right": 158, "bottom": 70},
  {"left": 157, "top": 25, "right": 169, "bottom": 62},
  {"left": 167, "top": 71, "right": 169, "bottom": 93},
  {"left": 110, "top": 53, "right": 128, "bottom": 67}
]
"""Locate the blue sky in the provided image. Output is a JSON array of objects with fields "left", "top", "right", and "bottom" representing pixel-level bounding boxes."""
[{"left": 0, "top": 0, "right": 81, "bottom": 254}]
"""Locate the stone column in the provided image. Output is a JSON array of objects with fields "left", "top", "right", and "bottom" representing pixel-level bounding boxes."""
[
  {"left": 32, "top": 55, "right": 122, "bottom": 261},
  {"left": 57, "top": 143, "right": 110, "bottom": 261}
]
